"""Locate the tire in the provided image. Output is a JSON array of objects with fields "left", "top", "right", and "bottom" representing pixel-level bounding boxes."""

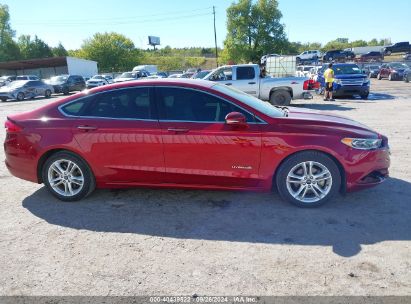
[
  {"left": 276, "top": 151, "right": 341, "bottom": 208},
  {"left": 360, "top": 92, "right": 369, "bottom": 100},
  {"left": 42, "top": 151, "right": 96, "bottom": 202},
  {"left": 16, "top": 92, "right": 25, "bottom": 101},
  {"left": 386, "top": 51, "right": 392, "bottom": 56},
  {"left": 63, "top": 87, "right": 70, "bottom": 95},
  {"left": 377, "top": 73, "right": 382, "bottom": 80},
  {"left": 388, "top": 73, "right": 393, "bottom": 81},
  {"left": 270, "top": 90, "right": 292, "bottom": 106},
  {"left": 329, "top": 57, "right": 333, "bottom": 61},
  {"left": 45, "top": 89, "right": 52, "bottom": 98},
  {"left": 0, "top": 97, "right": 7, "bottom": 102},
  {"left": 405, "top": 76, "right": 410, "bottom": 83}
]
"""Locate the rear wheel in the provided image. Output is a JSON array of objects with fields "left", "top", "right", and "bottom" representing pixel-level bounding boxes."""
[
  {"left": 276, "top": 151, "right": 341, "bottom": 208},
  {"left": 270, "top": 90, "right": 291, "bottom": 106},
  {"left": 0, "top": 97, "right": 7, "bottom": 102},
  {"left": 42, "top": 151, "right": 95, "bottom": 202},
  {"left": 377, "top": 73, "right": 382, "bottom": 80},
  {"left": 63, "top": 87, "right": 69, "bottom": 95},
  {"left": 405, "top": 75, "right": 410, "bottom": 83},
  {"left": 16, "top": 92, "right": 25, "bottom": 101},
  {"left": 45, "top": 89, "right": 52, "bottom": 98}
]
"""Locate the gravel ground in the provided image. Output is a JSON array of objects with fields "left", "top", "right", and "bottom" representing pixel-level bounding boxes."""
[{"left": 0, "top": 79, "right": 410, "bottom": 296}]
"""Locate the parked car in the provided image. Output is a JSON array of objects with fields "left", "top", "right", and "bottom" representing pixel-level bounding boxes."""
[
  {"left": 260, "top": 53, "right": 279, "bottom": 65},
  {"left": 363, "top": 64, "right": 381, "bottom": 78},
  {"left": 403, "top": 53, "right": 411, "bottom": 60},
  {"left": 45, "top": 75, "right": 86, "bottom": 94},
  {"left": 0, "top": 80, "right": 53, "bottom": 101},
  {"left": 168, "top": 74, "right": 183, "bottom": 78},
  {"left": 296, "top": 66, "right": 314, "bottom": 77},
  {"left": 296, "top": 50, "right": 321, "bottom": 63},
  {"left": 377, "top": 62, "right": 409, "bottom": 81},
  {"left": 102, "top": 75, "right": 114, "bottom": 83},
  {"left": 203, "top": 64, "right": 313, "bottom": 106},
  {"left": 356, "top": 51, "right": 384, "bottom": 62},
  {"left": 192, "top": 70, "right": 211, "bottom": 79},
  {"left": 4, "top": 79, "right": 390, "bottom": 207},
  {"left": 113, "top": 70, "right": 149, "bottom": 83},
  {"left": 382, "top": 42, "right": 410, "bottom": 55},
  {"left": 404, "top": 68, "right": 411, "bottom": 83},
  {"left": 86, "top": 75, "right": 109, "bottom": 89},
  {"left": 317, "top": 63, "right": 370, "bottom": 99},
  {"left": 16, "top": 75, "right": 39, "bottom": 81},
  {"left": 0, "top": 75, "right": 16, "bottom": 87},
  {"left": 323, "top": 50, "right": 354, "bottom": 62}
]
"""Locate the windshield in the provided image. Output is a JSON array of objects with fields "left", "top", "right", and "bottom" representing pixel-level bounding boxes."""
[
  {"left": 368, "top": 65, "right": 380, "bottom": 69},
  {"left": 50, "top": 76, "right": 68, "bottom": 82},
  {"left": 390, "top": 63, "right": 408, "bottom": 69},
  {"left": 6, "top": 80, "right": 27, "bottom": 88},
  {"left": 194, "top": 71, "right": 210, "bottom": 79},
  {"left": 91, "top": 75, "right": 104, "bottom": 80},
  {"left": 118, "top": 72, "right": 134, "bottom": 78},
  {"left": 333, "top": 64, "right": 362, "bottom": 75},
  {"left": 212, "top": 83, "right": 283, "bottom": 118}
]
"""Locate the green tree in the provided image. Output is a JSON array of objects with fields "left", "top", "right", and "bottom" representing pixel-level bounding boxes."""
[
  {"left": 18, "top": 35, "right": 53, "bottom": 59},
  {"left": 368, "top": 38, "right": 379, "bottom": 46},
  {"left": 0, "top": 4, "right": 20, "bottom": 61},
  {"left": 79, "top": 32, "right": 139, "bottom": 72},
  {"left": 222, "top": 0, "right": 288, "bottom": 63},
  {"left": 52, "top": 42, "right": 68, "bottom": 57}
]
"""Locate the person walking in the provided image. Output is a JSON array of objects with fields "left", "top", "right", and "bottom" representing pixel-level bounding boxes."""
[{"left": 323, "top": 63, "right": 335, "bottom": 101}]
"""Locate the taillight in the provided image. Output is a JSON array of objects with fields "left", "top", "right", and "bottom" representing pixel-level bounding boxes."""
[
  {"left": 5, "top": 119, "right": 23, "bottom": 133},
  {"left": 303, "top": 79, "right": 319, "bottom": 90}
]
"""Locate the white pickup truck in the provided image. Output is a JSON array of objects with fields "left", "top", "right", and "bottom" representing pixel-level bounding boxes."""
[{"left": 203, "top": 64, "right": 312, "bottom": 106}]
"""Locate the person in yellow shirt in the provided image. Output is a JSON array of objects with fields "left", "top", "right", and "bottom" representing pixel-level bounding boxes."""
[{"left": 323, "top": 63, "right": 335, "bottom": 101}]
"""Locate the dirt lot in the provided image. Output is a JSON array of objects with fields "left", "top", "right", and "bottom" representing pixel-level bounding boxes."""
[{"left": 0, "top": 79, "right": 410, "bottom": 296}]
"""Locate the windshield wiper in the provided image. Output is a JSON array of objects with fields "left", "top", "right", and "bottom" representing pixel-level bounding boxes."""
[{"left": 275, "top": 106, "right": 289, "bottom": 117}]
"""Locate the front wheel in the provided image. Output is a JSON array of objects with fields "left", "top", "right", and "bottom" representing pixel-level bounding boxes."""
[
  {"left": 360, "top": 92, "right": 369, "bottom": 99},
  {"left": 0, "top": 97, "right": 7, "bottom": 102},
  {"left": 388, "top": 73, "right": 393, "bottom": 81},
  {"left": 42, "top": 151, "right": 95, "bottom": 202},
  {"left": 405, "top": 76, "right": 410, "bottom": 83},
  {"left": 270, "top": 90, "right": 291, "bottom": 106},
  {"left": 16, "top": 92, "right": 25, "bottom": 101},
  {"left": 276, "top": 151, "right": 341, "bottom": 208},
  {"left": 377, "top": 73, "right": 382, "bottom": 80},
  {"left": 45, "top": 89, "right": 52, "bottom": 98}
]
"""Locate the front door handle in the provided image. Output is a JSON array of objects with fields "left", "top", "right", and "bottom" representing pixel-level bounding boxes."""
[
  {"left": 248, "top": 82, "right": 256, "bottom": 84},
  {"left": 225, "top": 83, "right": 232, "bottom": 86},
  {"left": 77, "top": 125, "right": 98, "bottom": 132},
  {"left": 167, "top": 128, "right": 189, "bottom": 134}
]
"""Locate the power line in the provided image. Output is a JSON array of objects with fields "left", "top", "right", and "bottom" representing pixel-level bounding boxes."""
[{"left": 14, "top": 7, "right": 213, "bottom": 25}]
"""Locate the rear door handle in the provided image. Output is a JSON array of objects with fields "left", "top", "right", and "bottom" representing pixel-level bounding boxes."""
[
  {"left": 248, "top": 82, "right": 256, "bottom": 84},
  {"left": 77, "top": 125, "right": 98, "bottom": 131},
  {"left": 167, "top": 128, "right": 189, "bottom": 134},
  {"left": 225, "top": 83, "right": 232, "bottom": 86}
]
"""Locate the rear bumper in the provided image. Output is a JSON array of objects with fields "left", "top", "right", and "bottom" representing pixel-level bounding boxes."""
[{"left": 346, "top": 148, "right": 390, "bottom": 192}]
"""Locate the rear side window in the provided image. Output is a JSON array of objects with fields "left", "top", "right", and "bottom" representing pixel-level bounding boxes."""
[
  {"left": 236, "top": 67, "right": 255, "bottom": 80},
  {"left": 156, "top": 87, "right": 255, "bottom": 122},
  {"left": 61, "top": 88, "right": 155, "bottom": 119}
]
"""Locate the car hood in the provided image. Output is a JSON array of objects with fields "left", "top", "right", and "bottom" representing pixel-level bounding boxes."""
[
  {"left": 114, "top": 78, "right": 135, "bottom": 82},
  {"left": 0, "top": 86, "right": 15, "bottom": 92},
  {"left": 87, "top": 79, "right": 104, "bottom": 83},
  {"left": 280, "top": 107, "right": 378, "bottom": 137},
  {"left": 47, "top": 81, "right": 65, "bottom": 85}
]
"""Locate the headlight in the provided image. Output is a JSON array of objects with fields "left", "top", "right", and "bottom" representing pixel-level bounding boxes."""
[
  {"left": 341, "top": 138, "right": 382, "bottom": 150},
  {"left": 392, "top": 70, "right": 397, "bottom": 73},
  {"left": 363, "top": 78, "right": 370, "bottom": 85},
  {"left": 334, "top": 79, "right": 342, "bottom": 85}
]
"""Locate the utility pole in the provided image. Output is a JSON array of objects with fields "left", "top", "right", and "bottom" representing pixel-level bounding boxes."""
[{"left": 213, "top": 6, "right": 218, "bottom": 67}]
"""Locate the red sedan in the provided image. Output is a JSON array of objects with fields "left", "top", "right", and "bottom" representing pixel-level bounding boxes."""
[{"left": 4, "top": 79, "right": 390, "bottom": 207}]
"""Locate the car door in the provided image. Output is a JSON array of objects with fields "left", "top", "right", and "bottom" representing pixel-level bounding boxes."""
[
  {"left": 22, "top": 81, "right": 36, "bottom": 98},
  {"left": 156, "top": 86, "right": 263, "bottom": 188},
  {"left": 233, "top": 66, "right": 259, "bottom": 97},
  {"left": 64, "top": 86, "right": 165, "bottom": 184},
  {"left": 208, "top": 66, "right": 234, "bottom": 86}
]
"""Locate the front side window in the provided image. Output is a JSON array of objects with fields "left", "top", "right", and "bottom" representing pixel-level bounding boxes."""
[
  {"left": 236, "top": 67, "right": 255, "bottom": 80},
  {"left": 61, "top": 88, "right": 154, "bottom": 119},
  {"left": 156, "top": 87, "right": 255, "bottom": 123}
]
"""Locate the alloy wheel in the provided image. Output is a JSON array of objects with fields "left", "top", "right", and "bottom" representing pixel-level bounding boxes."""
[
  {"left": 47, "top": 159, "right": 84, "bottom": 197},
  {"left": 286, "top": 161, "right": 333, "bottom": 204}
]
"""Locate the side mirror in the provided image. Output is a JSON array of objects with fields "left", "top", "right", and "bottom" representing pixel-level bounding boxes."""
[{"left": 225, "top": 112, "right": 247, "bottom": 127}]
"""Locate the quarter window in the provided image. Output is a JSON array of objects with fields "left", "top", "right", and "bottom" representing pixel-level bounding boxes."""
[{"left": 156, "top": 87, "right": 255, "bottom": 122}]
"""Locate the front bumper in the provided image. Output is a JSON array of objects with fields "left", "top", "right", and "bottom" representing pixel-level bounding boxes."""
[
  {"left": 345, "top": 147, "right": 390, "bottom": 192},
  {"left": 333, "top": 85, "right": 369, "bottom": 96},
  {"left": 0, "top": 92, "right": 15, "bottom": 99}
]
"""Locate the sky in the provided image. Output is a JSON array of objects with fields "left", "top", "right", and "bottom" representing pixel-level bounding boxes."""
[{"left": 3, "top": 0, "right": 411, "bottom": 50}]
